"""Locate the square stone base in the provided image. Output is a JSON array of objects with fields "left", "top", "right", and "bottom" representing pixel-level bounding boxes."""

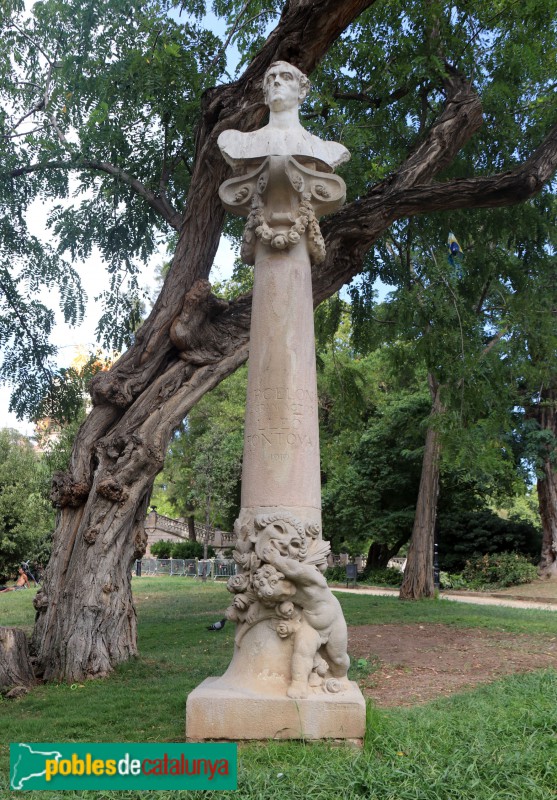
[{"left": 186, "top": 677, "right": 366, "bottom": 742}]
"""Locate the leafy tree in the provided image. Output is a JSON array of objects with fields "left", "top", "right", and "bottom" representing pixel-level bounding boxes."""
[
  {"left": 318, "top": 340, "right": 429, "bottom": 565},
  {"left": 149, "top": 538, "right": 213, "bottom": 558},
  {"left": 151, "top": 365, "right": 246, "bottom": 532},
  {"left": 0, "top": 428, "right": 54, "bottom": 577},
  {"left": 437, "top": 509, "right": 541, "bottom": 572},
  {"left": 1, "top": 0, "right": 555, "bottom": 679}
]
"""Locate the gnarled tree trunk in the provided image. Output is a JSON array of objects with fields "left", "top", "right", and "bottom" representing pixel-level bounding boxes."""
[
  {"left": 0, "top": 627, "right": 35, "bottom": 695},
  {"left": 364, "top": 536, "right": 408, "bottom": 572},
  {"left": 30, "top": 0, "right": 557, "bottom": 681}
]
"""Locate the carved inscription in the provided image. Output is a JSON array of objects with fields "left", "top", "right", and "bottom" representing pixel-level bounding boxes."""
[{"left": 247, "top": 386, "right": 315, "bottom": 456}]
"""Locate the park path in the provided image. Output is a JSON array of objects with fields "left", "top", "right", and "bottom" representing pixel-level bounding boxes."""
[{"left": 333, "top": 585, "right": 557, "bottom": 612}]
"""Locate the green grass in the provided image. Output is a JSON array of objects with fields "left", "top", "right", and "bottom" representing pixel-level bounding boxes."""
[
  {"left": 1, "top": 577, "right": 556, "bottom": 799},
  {"left": 335, "top": 590, "right": 557, "bottom": 635}
]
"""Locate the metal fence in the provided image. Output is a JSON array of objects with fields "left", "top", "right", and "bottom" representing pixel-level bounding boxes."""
[{"left": 134, "top": 558, "right": 237, "bottom": 580}]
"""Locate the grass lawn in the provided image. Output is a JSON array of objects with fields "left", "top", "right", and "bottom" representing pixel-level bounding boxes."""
[{"left": 1, "top": 577, "right": 556, "bottom": 799}]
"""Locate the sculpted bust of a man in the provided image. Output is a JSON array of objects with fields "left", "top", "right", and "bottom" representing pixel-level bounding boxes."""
[{"left": 217, "top": 61, "right": 350, "bottom": 171}]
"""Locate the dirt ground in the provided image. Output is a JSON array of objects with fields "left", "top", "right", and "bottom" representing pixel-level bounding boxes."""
[
  {"left": 488, "top": 578, "right": 557, "bottom": 601},
  {"left": 347, "top": 623, "right": 557, "bottom": 707}
]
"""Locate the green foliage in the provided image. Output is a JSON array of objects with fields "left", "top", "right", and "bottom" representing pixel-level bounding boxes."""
[
  {"left": 438, "top": 508, "right": 542, "bottom": 571},
  {"left": 1, "top": 0, "right": 226, "bottom": 418},
  {"left": 319, "top": 346, "right": 432, "bottom": 556},
  {"left": 1, "top": 0, "right": 556, "bottom": 427},
  {"left": 152, "top": 366, "right": 246, "bottom": 530},
  {"left": 149, "top": 538, "right": 214, "bottom": 559},
  {"left": 149, "top": 539, "right": 173, "bottom": 558},
  {"left": 323, "top": 565, "right": 350, "bottom": 583},
  {"left": 462, "top": 552, "right": 539, "bottom": 589},
  {"left": 0, "top": 428, "right": 54, "bottom": 577},
  {"left": 439, "top": 571, "right": 469, "bottom": 590},
  {"left": 171, "top": 539, "right": 215, "bottom": 558},
  {"left": 361, "top": 568, "right": 404, "bottom": 587}
]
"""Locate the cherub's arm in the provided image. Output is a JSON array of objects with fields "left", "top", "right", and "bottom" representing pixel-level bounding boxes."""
[{"left": 262, "top": 546, "right": 326, "bottom": 587}]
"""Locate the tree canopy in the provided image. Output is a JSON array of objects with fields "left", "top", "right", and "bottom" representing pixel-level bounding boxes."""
[{"left": 0, "top": 428, "right": 53, "bottom": 577}]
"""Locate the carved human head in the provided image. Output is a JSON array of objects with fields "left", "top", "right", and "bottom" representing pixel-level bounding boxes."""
[
  {"left": 263, "top": 61, "right": 311, "bottom": 110},
  {"left": 252, "top": 513, "right": 308, "bottom": 561}
]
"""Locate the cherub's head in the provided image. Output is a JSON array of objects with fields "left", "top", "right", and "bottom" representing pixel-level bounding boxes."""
[
  {"left": 263, "top": 61, "right": 310, "bottom": 111},
  {"left": 253, "top": 564, "right": 296, "bottom": 604}
]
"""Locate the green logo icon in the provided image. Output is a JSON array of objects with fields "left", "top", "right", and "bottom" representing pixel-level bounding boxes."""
[{"left": 10, "top": 743, "right": 237, "bottom": 790}]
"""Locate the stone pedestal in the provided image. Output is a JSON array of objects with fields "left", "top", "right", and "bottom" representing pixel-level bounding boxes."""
[{"left": 186, "top": 679, "right": 365, "bottom": 742}]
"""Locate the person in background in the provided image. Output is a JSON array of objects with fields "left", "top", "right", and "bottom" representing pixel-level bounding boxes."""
[{"left": 0, "top": 567, "right": 30, "bottom": 592}]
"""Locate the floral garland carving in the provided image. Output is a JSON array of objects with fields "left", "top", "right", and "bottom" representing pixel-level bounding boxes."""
[{"left": 241, "top": 192, "right": 326, "bottom": 266}]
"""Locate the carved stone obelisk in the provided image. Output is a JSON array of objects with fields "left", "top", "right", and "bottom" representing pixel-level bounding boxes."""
[{"left": 186, "top": 62, "right": 365, "bottom": 742}]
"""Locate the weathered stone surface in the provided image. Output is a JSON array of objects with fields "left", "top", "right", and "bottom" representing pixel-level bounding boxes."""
[{"left": 186, "top": 678, "right": 365, "bottom": 741}]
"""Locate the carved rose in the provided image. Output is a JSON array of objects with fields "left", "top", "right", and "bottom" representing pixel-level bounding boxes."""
[
  {"left": 234, "top": 186, "right": 250, "bottom": 202},
  {"left": 227, "top": 573, "right": 250, "bottom": 593},
  {"left": 325, "top": 678, "right": 343, "bottom": 693},
  {"left": 257, "top": 225, "right": 273, "bottom": 243},
  {"left": 271, "top": 233, "right": 289, "bottom": 250},
  {"left": 314, "top": 183, "right": 331, "bottom": 198},
  {"left": 306, "top": 522, "right": 321, "bottom": 539},
  {"left": 234, "top": 593, "right": 251, "bottom": 611},
  {"left": 276, "top": 621, "right": 291, "bottom": 638},
  {"left": 287, "top": 230, "right": 300, "bottom": 244}
]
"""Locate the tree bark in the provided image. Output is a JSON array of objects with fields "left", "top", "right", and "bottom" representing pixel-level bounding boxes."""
[
  {"left": 399, "top": 376, "right": 442, "bottom": 600},
  {"left": 534, "top": 388, "right": 557, "bottom": 579},
  {"left": 364, "top": 536, "right": 408, "bottom": 572},
  {"left": 0, "top": 627, "right": 35, "bottom": 695},
  {"left": 31, "top": 0, "right": 557, "bottom": 681}
]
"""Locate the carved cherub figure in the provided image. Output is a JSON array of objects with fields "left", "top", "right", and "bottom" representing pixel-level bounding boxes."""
[{"left": 261, "top": 542, "right": 350, "bottom": 699}]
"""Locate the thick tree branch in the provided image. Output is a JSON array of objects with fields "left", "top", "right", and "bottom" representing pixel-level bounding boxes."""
[
  {"left": 5, "top": 158, "right": 184, "bottom": 231},
  {"left": 332, "top": 84, "right": 414, "bottom": 109},
  {"left": 384, "top": 120, "right": 557, "bottom": 217}
]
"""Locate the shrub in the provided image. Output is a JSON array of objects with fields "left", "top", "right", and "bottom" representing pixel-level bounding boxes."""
[
  {"left": 361, "top": 568, "right": 404, "bottom": 587},
  {"left": 324, "top": 566, "right": 352, "bottom": 583},
  {"left": 150, "top": 540, "right": 174, "bottom": 558},
  {"left": 462, "top": 552, "right": 538, "bottom": 589},
  {"left": 437, "top": 509, "right": 541, "bottom": 571},
  {"left": 170, "top": 540, "right": 215, "bottom": 559},
  {"left": 150, "top": 539, "right": 215, "bottom": 559},
  {"left": 439, "top": 571, "right": 469, "bottom": 590}
]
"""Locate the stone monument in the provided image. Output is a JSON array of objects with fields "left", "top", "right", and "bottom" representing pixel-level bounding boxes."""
[{"left": 186, "top": 62, "right": 366, "bottom": 742}]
